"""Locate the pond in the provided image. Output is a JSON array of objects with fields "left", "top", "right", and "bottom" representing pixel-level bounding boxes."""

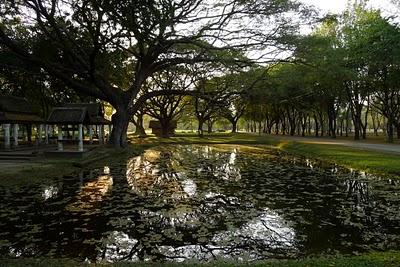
[{"left": 0, "top": 144, "right": 399, "bottom": 263}]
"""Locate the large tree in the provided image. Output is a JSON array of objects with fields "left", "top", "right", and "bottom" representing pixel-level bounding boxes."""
[
  {"left": 0, "top": 0, "right": 308, "bottom": 147},
  {"left": 143, "top": 68, "right": 191, "bottom": 137},
  {"left": 191, "top": 77, "right": 229, "bottom": 137}
]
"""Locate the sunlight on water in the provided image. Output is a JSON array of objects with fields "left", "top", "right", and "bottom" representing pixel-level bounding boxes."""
[
  {"left": 0, "top": 144, "right": 399, "bottom": 263},
  {"left": 67, "top": 173, "right": 113, "bottom": 211},
  {"left": 42, "top": 185, "right": 59, "bottom": 201}
]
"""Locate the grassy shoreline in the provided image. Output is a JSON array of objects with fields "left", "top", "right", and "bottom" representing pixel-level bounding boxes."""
[
  {"left": 131, "top": 133, "right": 400, "bottom": 176},
  {"left": 1, "top": 132, "right": 399, "bottom": 179}
]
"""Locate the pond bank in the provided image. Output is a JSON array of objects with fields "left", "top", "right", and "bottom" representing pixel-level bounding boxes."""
[
  {"left": 1, "top": 251, "right": 400, "bottom": 266},
  {"left": 130, "top": 133, "right": 400, "bottom": 176},
  {"left": 1, "top": 133, "right": 399, "bottom": 180},
  {"left": 0, "top": 146, "right": 144, "bottom": 181}
]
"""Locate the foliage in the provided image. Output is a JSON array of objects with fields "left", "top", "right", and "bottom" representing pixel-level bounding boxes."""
[{"left": 0, "top": 0, "right": 308, "bottom": 147}]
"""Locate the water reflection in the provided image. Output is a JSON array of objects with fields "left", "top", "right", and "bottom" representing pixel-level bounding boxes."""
[
  {"left": 67, "top": 174, "right": 113, "bottom": 211},
  {"left": 42, "top": 185, "right": 59, "bottom": 201},
  {"left": 126, "top": 150, "right": 188, "bottom": 200},
  {"left": 0, "top": 145, "right": 399, "bottom": 263}
]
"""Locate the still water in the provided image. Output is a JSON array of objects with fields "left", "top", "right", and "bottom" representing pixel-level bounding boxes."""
[{"left": 0, "top": 145, "right": 399, "bottom": 262}]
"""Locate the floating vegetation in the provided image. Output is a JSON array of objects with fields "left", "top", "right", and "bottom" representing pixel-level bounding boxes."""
[{"left": 0, "top": 145, "right": 399, "bottom": 262}]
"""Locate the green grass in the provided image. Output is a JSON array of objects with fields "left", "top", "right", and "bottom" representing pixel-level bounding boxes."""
[
  {"left": 283, "top": 142, "right": 400, "bottom": 176},
  {"left": 2, "top": 132, "right": 399, "bottom": 180},
  {"left": 1, "top": 251, "right": 400, "bottom": 266}
]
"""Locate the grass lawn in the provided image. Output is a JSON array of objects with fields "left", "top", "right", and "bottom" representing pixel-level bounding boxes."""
[{"left": 282, "top": 142, "right": 400, "bottom": 176}]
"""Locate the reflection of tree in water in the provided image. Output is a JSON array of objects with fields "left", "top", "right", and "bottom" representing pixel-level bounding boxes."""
[
  {"left": 126, "top": 149, "right": 187, "bottom": 200},
  {"left": 187, "top": 146, "right": 242, "bottom": 181},
  {"left": 1, "top": 145, "right": 400, "bottom": 262},
  {"left": 98, "top": 145, "right": 296, "bottom": 261},
  {"left": 0, "top": 168, "right": 114, "bottom": 261},
  {"left": 240, "top": 157, "right": 400, "bottom": 256},
  {"left": 98, "top": 145, "right": 400, "bottom": 261},
  {"left": 67, "top": 168, "right": 113, "bottom": 211}
]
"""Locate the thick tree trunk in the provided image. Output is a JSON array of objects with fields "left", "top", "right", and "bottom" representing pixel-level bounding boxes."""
[
  {"left": 351, "top": 103, "right": 364, "bottom": 141},
  {"left": 345, "top": 108, "right": 350, "bottom": 137},
  {"left": 314, "top": 115, "right": 319, "bottom": 137},
  {"left": 361, "top": 98, "right": 370, "bottom": 140},
  {"left": 110, "top": 108, "right": 129, "bottom": 148},
  {"left": 267, "top": 122, "right": 273, "bottom": 134},
  {"left": 301, "top": 116, "right": 307, "bottom": 137},
  {"left": 134, "top": 112, "right": 147, "bottom": 137},
  {"left": 135, "top": 124, "right": 146, "bottom": 137},
  {"left": 339, "top": 118, "right": 344, "bottom": 137},
  {"left": 397, "top": 124, "right": 400, "bottom": 140},
  {"left": 371, "top": 112, "right": 378, "bottom": 136},
  {"left": 353, "top": 114, "right": 362, "bottom": 141},
  {"left": 318, "top": 113, "right": 324, "bottom": 137},
  {"left": 361, "top": 124, "right": 367, "bottom": 139},
  {"left": 387, "top": 119, "right": 394, "bottom": 143},
  {"left": 231, "top": 120, "right": 237, "bottom": 133},
  {"left": 281, "top": 117, "right": 286, "bottom": 135},
  {"left": 327, "top": 103, "right": 337, "bottom": 138},
  {"left": 198, "top": 119, "right": 205, "bottom": 137},
  {"left": 207, "top": 119, "right": 213, "bottom": 134},
  {"left": 160, "top": 119, "right": 171, "bottom": 138}
]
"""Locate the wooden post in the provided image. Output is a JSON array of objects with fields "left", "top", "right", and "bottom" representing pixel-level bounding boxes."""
[
  {"left": 45, "top": 124, "right": 49, "bottom": 145},
  {"left": 13, "top": 124, "right": 19, "bottom": 147},
  {"left": 57, "top": 125, "right": 63, "bottom": 151},
  {"left": 78, "top": 124, "right": 83, "bottom": 152},
  {"left": 101, "top": 125, "right": 105, "bottom": 145},
  {"left": 3, "top": 124, "right": 10, "bottom": 149},
  {"left": 108, "top": 124, "right": 112, "bottom": 142},
  {"left": 38, "top": 124, "right": 43, "bottom": 144},
  {"left": 98, "top": 125, "right": 103, "bottom": 144},
  {"left": 89, "top": 125, "right": 93, "bottom": 145}
]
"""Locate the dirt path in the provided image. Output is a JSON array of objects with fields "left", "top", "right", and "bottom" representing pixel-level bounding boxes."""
[{"left": 266, "top": 135, "right": 400, "bottom": 155}]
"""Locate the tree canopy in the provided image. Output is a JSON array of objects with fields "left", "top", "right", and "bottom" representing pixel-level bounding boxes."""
[{"left": 0, "top": 0, "right": 309, "bottom": 147}]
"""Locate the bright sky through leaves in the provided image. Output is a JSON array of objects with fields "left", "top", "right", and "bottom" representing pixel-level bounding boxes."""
[{"left": 300, "top": 0, "right": 398, "bottom": 16}]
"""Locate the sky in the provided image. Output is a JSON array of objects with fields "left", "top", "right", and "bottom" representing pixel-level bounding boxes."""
[{"left": 299, "top": 0, "right": 398, "bottom": 16}]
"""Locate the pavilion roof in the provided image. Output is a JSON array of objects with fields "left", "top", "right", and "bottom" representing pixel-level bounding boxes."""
[
  {"left": 47, "top": 107, "right": 91, "bottom": 125},
  {"left": 0, "top": 96, "right": 44, "bottom": 123},
  {"left": 64, "top": 103, "right": 103, "bottom": 117},
  {"left": 64, "top": 103, "right": 111, "bottom": 125}
]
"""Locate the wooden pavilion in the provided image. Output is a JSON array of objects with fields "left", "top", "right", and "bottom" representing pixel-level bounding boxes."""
[
  {"left": 64, "top": 103, "right": 112, "bottom": 144},
  {"left": 46, "top": 103, "right": 112, "bottom": 152},
  {"left": 0, "top": 96, "right": 44, "bottom": 149},
  {"left": 47, "top": 107, "right": 90, "bottom": 152}
]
